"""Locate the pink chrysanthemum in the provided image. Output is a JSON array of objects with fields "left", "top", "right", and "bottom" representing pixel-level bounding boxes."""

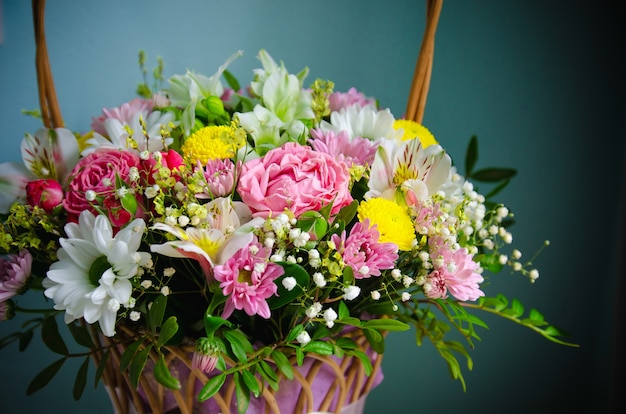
[
  {"left": 425, "top": 237, "right": 484, "bottom": 301},
  {"left": 331, "top": 219, "right": 398, "bottom": 278},
  {"left": 192, "top": 337, "right": 220, "bottom": 374},
  {"left": 309, "top": 129, "right": 378, "bottom": 169},
  {"left": 91, "top": 98, "right": 154, "bottom": 136},
  {"left": 213, "top": 237, "right": 284, "bottom": 319},
  {"left": 0, "top": 250, "right": 33, "bottom": 302},
  {"left": 328, "top": 87, "right": 376, "bottom": 112}
]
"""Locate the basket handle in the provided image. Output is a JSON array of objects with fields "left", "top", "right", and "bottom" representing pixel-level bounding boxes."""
[
  {"left": 405, "top": 0, "right": 443, "bottom": 124},
  {"left": 31, "top": 0, "right": 441, "bottom": 127},
  {"left": 32, "top": 0, "right": 64, "bottom": 129}
]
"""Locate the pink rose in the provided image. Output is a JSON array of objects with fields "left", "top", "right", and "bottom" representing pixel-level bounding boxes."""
[
  {"left": 25, "top": 179, "right": 63, "bottom": 213},
  {"left": 63, "top": 148, "right": 144, "bottom": 226},
  {"left": 237, "top": 142, "right": 353, "bottom": 218}
]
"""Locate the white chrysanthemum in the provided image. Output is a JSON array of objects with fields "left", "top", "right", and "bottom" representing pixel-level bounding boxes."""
[
  {"left": 319, "top": 104, "right": 399, "bottom": 142},
  {"left": 43, "top": 211, "right": 151, "bottom": 337},
  {"left": 82, "top": 110, "right": 176, "bottom": 155}
]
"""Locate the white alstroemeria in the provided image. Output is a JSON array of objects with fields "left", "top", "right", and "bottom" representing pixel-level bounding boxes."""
[
  {"left": 42, "top": 211, "right": 150, "bottom": 337},
  {"left": 82, "top": 110, "right": 175, "bottom": 155},
  {"left": 150, "top": 197, "right": 254, "bottom": 277},
  {"left": 318, "top": 104, "right": 399, "bottom": 142},
  {"left": 166, "top": 50, "right": 243, "bottom": 135},
  {"left": 236, "top": 49, "right": 313, "bottom": 154},
  {"left": 366, "top": 138, "right": 451, "bottom": 206},
  {"left": 20, "top": 127, "right": 80, "bottom": 181},
  {"left": 0, "top": 162, "right": 29, "bottom": 214}
]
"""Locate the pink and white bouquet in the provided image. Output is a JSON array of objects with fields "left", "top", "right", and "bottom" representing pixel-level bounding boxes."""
[{"left": 0, "top": 49, "right": 575, "bottom": 410}]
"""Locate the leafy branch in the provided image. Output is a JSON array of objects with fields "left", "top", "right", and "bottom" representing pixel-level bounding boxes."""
[{"left": 462, "top": 295, "right": 579, "bottom": 347}]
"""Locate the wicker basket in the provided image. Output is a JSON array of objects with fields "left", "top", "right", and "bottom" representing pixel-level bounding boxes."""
[
  {"left": 30, "top": 0, "right": 442, "bottom": 412},
  {"left": 91, "top": 325, "right": 384, "bottom": 414}
]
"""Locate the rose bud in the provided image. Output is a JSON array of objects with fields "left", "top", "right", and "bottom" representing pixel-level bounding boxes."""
[{"left": 25, "top": 179, "right": 63, "bottom": 213}]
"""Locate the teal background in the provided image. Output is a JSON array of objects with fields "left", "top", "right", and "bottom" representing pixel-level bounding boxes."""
[{"left": 0, "top": 1, "right": 624, "bottom": 413}]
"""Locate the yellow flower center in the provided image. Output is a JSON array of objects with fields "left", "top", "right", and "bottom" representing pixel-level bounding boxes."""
[
  {"left": 393, "top": 119, "right": 437, "bottom": 148},
  {"left": 194, "top": 236, "right": 221, "bottom": 260},
  {"left": 182, "top": 125, "right": 237, "bottom": 165},
  {"left": 357, "top": 198, "right": 415, "bottom": 251}
]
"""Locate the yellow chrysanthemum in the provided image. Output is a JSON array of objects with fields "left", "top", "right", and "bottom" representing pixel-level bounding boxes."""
[
  {"left": 182, "top": 125, "right": 237, "bottom": 165},
  {"left": 357, "top": 198, "right": 416, "bottom": 251},
  {"left": 393, "top": 119, "right": 437, "bottom": 148}
]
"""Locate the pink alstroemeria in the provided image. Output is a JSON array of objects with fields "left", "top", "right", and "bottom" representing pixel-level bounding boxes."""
[
  {"left": 213, "top": 237, "right": 284, "bottom": 319},
  {"left": 0, "top": 250, "right": 33, "bottom": 302},
  {"left": 331, "top": 219, "right": 398, "bottom": 278},
  {"left": 0, "top": 162, "right": 30, "bottom": 214},
  {"left": 366, "top": 138, "right": 451, "bottom": 206},
  {"left": 20, "top": 127, "right": 80, "bottom": 184}
]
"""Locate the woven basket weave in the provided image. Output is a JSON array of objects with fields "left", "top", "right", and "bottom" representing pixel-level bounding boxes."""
[{"left": 30, "top": 0, "right": 442, "bottom": 412}]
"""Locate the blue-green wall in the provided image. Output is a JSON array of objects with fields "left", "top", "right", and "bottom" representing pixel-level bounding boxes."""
[{"left": 1, "top": 1, "right": 623, "bottom": 413}]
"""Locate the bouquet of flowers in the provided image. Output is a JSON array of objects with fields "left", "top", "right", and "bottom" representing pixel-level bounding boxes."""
[{"left": 0, "top": 49, "right": 575, "bottom": 413}]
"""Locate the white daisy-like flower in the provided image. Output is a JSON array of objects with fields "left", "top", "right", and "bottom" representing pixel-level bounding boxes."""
[
  {"left": 318, "top": 103, "right": 399, "bottom": 142},
  {"left": 42, "top": 210, "right": 151, "bottom": 337},
  {"left": 82, "top": 110, "right": 176, "bottom": 156}
]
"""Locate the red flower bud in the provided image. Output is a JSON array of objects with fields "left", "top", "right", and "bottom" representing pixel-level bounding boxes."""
[{"left": 25, "top": 179, "right": 63, "bottom": 213}]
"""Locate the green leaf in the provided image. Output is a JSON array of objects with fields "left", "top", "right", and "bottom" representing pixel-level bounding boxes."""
[
  {"left": 27, "top": 357, "right": 66, "bottom": 395},
  {"left": 334, "top": 200, "right": 359, "bottom": 226},
  {"left": 222, "top": 69, "right": 241, "bottom": 92},
  {"left": 348, "top": 349, "right": 374, "bottom": 376},
  {"left": 129, "top": 344, "right": 153, "bottom": 388},
  {"left": 156, "top": 316, "right": 179, "bottom": 348},
  {"left": 73, "top": 357, "right": 90, "bottom": 400},
  {"left": 342, "top": 266, "right": 355, "bottom": 285},
  {"left": 363, "top": 319, "right": 410, "bottom": 332},
  {"left": 485, "top": 178, "right": 512, "bottom": 199},
  {"left": 465, "top": 135, "right": 478, "bottom": 176},
  {"left": 148, "top": 295, "right": 168, "bottom": 335},
  {"left": 268, "top": 263, "right": 309, "bottom": 309},
  {"left": 223, "top": 329, "right": 253, "bottom": 363},
  {"left": 258, "top": 361, "right": 279, "bottom": 390},
  {"left": 68, "top": 322, "right": 95, "bottom": 349},
  {"left": 295, "top": 347, "right": 305, "bottom": 367},
  {"left": 302, "top": 341, "right": 334, "bottom": 356},
  {"left": 285, "top": 324, "right": 305, "bottom": 343},
  {"left": 363, "top": 329, "right": 385, "bottom": 354},
  {"left": 337, "top": 301, "right": 350, "bottom": 320},
  {"left": 234, "top": 372, "right": 250, "bottom": 414},
  {"left": 204, "top": 314, "right": 230, "bottom": 338},
  {"left": 19, "top": 329, "right": 34, "bottom": 351},
  {"left": 198, "top": 373, "right": 227, "bottom": 401},
  {"left": 120, "top": 192, "right": 138, "bottom": 216},
  {"left": 154, "top": 354, "right": 181, "bottom": 390},
  {"left": 41, "top": 316, "right": 69, "bottom": 355},
  {"left": 241, "top": 368, "right": 260, "bottom": 397},
  {"left": 297, "top": 210, "right": 328, "bottom": 240},
  {"left": 471, "top": 167, "right": 517, "bottom": 182},
  {"left": 94, "top": 350, "right": 110, "bottom": 387},
  {"left": 271, "top": 350, "right": 294, "bottom": 380},
  {"left": 120, "top": 338, "right": 144, "bottom": 373}
]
